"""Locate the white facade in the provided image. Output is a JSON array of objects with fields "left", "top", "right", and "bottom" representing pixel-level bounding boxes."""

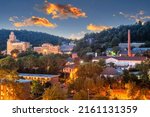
[
  {"left": 106, "top": 58, "right": 142, "bottom": 67},
  {"left": 93, "top": 56, "right": 146, "bottom": 68},
  {"left": 119, "top": 43, "right": 145, "bottom": 48},
  {"left": 34, "top": 43, "right": 61, "bottom": 55},
  {"left": 7, "top": 32, "right": 30, "bottom": 55}
]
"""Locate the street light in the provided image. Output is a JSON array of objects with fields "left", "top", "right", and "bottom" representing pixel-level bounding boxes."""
[{"left": 87, "top": 89, "right": 89, "bottom": 100}]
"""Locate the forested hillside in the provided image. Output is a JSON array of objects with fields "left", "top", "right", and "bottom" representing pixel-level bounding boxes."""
[
  {"left": 74, "top": 21, "right": 150, "bottom": 56},
  {"left": 0, "top": 29, "right": 70, "bottom": 50}
]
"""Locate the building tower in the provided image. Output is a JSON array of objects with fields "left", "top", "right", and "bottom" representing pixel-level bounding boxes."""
[
  {"left": 128, "top": 30, "right": 132, "bottom": 57},
  {"left": 7, "top": 32, "right": 17, "bottom": 55},
  {"left": 7, "top": 32, "right": 31, "bottom": 55},
  {"left": 9, "top": 32, "right": 16, "bottom": 42}
]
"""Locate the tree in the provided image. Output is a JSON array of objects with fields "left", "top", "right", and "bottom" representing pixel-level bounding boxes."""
[
  {"left": 93, "top": 94, "right": 109, "bottom": 100},
  {"left": 42, "top": 83, "right": 66, "bottom": 100},
  {"left": 31, "top": 81, "right": 44, "bottom": 98},
  {"left": 77, "top": 62, "right": 103, "bottom": 79},
  {"left": 0, "top": 69, "right": 19, "bottom": 81},
  {"left": 136, "top": 88, "right": 149, "bottom": 100},
  {"left": 0, "top": 56, "right": 18, "bottom": 70},
  {"left": 95, "top": 77, "right": 105, "bottom": 93},
  {"left": 98, "top": 58, "right": 106, "bottom": 67},
  {"left": 83, "top": 78, "right": 95, "bottom": 90},
  {"left": 112, "top": 46, "right": 120, "bottom": 55},
  {"left": 13, "top": 82, "right": 31, "bottom": 100},
  {"left": 136, "top": 60, "right": 150, "bottom": 81},
  {"left": 126, "top": 82, "right": 138, "bottom": 99},
  {"left": 111, "top": 37, "right": 120, "bottom": 47},
  {"left": 143, "top": 50, "right": 150, "bottom": 58},
  {"left": 1, "top": 81, "right": 31, "bottom": 100},
  {"left": 39, "top": 54, "right": 66, "bottom": 74},
  {"left": 73, "top": 90, "right": 88, "bottom": 100}
]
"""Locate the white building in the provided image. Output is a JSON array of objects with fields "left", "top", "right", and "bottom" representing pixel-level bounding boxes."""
[
  {"left": 119, "top": 43, "right": 145, "bottom": 48},
  {"left": 92, "top": 56, "right": 146, "bottom": 68},
  {"left": 34, "top": 43, "right": 61, "bottom": 55},
  {"left": 7, "top": 32, "right": 31, "bottom": 55}
]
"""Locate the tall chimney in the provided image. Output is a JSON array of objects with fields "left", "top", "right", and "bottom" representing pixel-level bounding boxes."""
[{"left": 128, "top": 30, "right": 132, "bottom": 57}]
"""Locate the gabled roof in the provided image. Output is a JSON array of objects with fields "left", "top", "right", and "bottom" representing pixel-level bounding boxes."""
[{"left": 101, "top": 67, "right": 120, "bottom": 76}]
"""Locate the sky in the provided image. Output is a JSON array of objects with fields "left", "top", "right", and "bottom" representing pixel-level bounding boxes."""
[{"left": 0, "top": 0, "right": 150, "bottom": 39}]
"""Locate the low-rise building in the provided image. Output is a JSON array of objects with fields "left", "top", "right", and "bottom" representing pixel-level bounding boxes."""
[
  {"left": 60, "top": 44, "right": 74, "bottom": 54},
  {"left": 119, "top": 43, "right": 145, "bottom": 49},
  {"left": 19, "top": 73, "right": 59, "bottom": 84},
  {"left": 34, "top": 43, "right": 61, "bottom": 55},
  {"left": 72, "top": 53, "right": 78, "bottom": 59},
  {"left": 101, "top": 67, "right": 122, "bottom": 78},
  {"left": 132, "top": 48, "right": 150, "bottom": 54},
  {"left": 92, "top": 56, "right": 147, "bottom": 69},
  {"left": 63, "top": 65, "right": 76, "bottom": 74}
]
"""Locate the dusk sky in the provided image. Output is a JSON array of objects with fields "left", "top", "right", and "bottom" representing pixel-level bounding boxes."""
[{"left": 0, "top": 0, "right": 150, "bottom": 39}]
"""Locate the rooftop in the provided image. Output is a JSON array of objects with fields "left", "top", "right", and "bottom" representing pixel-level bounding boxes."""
[
  {"left": 19, "top": 73, "right": 59, "bottom": 79},
  {"left": 93, "top": 56, "right": 147, "bottom": 61},
  {"left": 16, "top": 79, "right": 32, "bottom": 83},
  {"left": 101, "top": 67, "right": 121, "bottom": 76}
]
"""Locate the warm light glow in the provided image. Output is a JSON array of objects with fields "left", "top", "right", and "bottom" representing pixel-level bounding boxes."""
[
  {"left": 13, "top": 16, "right": 57, "bottom": 28},
  {"left": 12, "top": 53, "right": 17, "bottom": 58},
  {"left": 42, "top": 2, "right": 87, "bottom": 19},
  {"left": 87, "top": 24, "right": 112, "bottom": 31}
]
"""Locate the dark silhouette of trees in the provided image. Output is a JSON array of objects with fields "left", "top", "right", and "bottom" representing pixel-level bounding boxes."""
[{"left": 74, "top": 21, "right": 150, "bottom": 57}]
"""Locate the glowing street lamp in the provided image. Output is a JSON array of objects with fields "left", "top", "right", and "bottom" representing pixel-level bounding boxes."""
[{"left": 87, "top": 89, "right": 89, "bottom": 100}]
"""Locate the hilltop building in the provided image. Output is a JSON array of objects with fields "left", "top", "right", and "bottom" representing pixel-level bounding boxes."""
[
  {"left": 34, "top": 43, "right": 61, "bottom": 55},
  {"left": 7, "top": 32, "right": 31, "bottom": 55}
]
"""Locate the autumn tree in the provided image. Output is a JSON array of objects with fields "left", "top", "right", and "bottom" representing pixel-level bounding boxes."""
[
  {"left": 126, "top": 82, "right": 139, "bottom": 99},
  {"left": 43, "top": 83, "right": 66, "bottom": 100},
  {"left": 31, "top": 81, "right": 44, "bottom": 98},
  {"left": 77, "top": 62, "right": 103, "bottom": 79},
  {"left": 0, "top": 69, "right": 19, "bottom": 81},
  {"left": 73, "top": 90, "right": 88, "bottom": 100},
  {"left": 83, "top": 78, "right": 95, "bottom": 90},
  {"left": 0, "top": 56, "right": 18, "bottom": 70}
]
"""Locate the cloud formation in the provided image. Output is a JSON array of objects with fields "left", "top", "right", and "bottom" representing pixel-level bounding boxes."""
[
  {"left": 69, "top": 31, "right": 86, "bottom": 40},
  {"left": 10, "top": 16, "right": 57, "bottom": 28},
  {"left": 87, "top": 24, "right": 112, "bottom": 31},
  {"left": 9, "top": 16, "right": 19, "bottom": 22},
  {"left": 40, "top": 2, "right": 87, "bottom": 19},
  {"left": 119, "top": 10, "right": 150, "bottom": 23}
]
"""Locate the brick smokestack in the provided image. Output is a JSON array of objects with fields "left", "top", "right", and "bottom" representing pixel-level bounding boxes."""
[{"left": 128, "top": 30, "right": 132, "bottom": 57}]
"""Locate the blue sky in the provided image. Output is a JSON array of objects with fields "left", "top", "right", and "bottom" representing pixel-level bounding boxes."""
[{"left": 0, "top": 0, "right": 150, "bottom": 39}]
